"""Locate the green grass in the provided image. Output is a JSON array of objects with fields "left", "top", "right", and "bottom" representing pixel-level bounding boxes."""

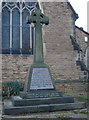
[
  {"left": 78, "top": 95, "right": 89, "bottom": 100},
  {"left": 75, "top": 95, "right": 89, "bottom": 105},
  {"left": 57, "top": 115, "right": 73, "bottom": 120},
  {"left": 73, "top": 111, "right": 88, "bottom": 114}
]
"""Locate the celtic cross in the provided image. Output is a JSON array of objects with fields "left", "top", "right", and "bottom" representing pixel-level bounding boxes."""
[{"left": 27, "top": 5, "right": 49, "bottom": 64}]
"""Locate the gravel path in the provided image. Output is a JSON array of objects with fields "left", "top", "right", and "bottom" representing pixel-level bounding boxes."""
[{"left": 2, "top": 109, "right": 88, "bottom": 119}]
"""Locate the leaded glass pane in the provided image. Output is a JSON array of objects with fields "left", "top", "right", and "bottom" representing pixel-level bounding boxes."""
[
  {"left": 2, "top": 7, "right": 10, "bottom": 54},
  {"left": 12, "top": 8, "right": 20, "bottom": 54},
  {"left": 22, "top": 8, "right": 30, "bottom": 53}
]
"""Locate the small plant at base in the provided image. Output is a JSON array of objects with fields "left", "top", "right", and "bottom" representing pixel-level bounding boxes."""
[{"left": 2, "top": 81, "right": 24, "bottom": 98}]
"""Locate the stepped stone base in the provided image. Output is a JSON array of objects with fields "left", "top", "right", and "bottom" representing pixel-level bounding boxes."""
[
  {"left": 20, "top": 90, "right": 62, "bottom": 99},
  {"left": 3, "top": 90, "right": 86, "bottom": 115},
  {"left": 4, "top": 99, "right": 86, "bottom": 115}
]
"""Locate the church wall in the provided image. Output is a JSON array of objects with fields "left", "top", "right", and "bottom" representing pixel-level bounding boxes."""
[
  {"left": 42, "top": 2, "right": 84, "bottom": 81},
  {"left": 76, "top": 27, "right": 88, "bottom": 53},
  {"left": 75, "top": 27, "right": 89, "bottom": 68},
  {"left": 2, "top": 55, "right": 33, "bottom": 83},
  {"left": 55, "top": 82, "right": 87, "bottom": 97}
]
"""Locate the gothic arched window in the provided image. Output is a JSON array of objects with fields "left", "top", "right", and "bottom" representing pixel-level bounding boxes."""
[
  {"left": 2, "top": 2, "right": 37, "bottom": 54},
  {"left": 2, "top": 6, "right": 10, "bottom": 53}
]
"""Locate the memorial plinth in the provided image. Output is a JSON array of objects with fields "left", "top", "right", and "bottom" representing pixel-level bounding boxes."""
[
  {"left": 3, "top": 4, "right": 86, "bottom": 115},
  {"left": 29, "top": 67, "right": 54, "bottom": 90}
]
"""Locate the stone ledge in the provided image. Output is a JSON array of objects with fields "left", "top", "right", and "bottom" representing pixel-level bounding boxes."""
[
  {"left": 12, "top": 96, "right": 74, "bottom": 106},
  {"left": 3, "top": 99, "right": 86, "bottom": 115},
  {"left": 20, "top": 90, "right": 62, "bottom": 99}
]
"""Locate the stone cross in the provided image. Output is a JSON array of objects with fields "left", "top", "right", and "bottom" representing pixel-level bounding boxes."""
[{"left": 27, "top": 5, "right": 49, "bottom": 64}]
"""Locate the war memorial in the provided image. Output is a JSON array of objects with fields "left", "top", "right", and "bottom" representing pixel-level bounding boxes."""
[{"left": 3, "top": 3, "right": 86, "bottom": 115}]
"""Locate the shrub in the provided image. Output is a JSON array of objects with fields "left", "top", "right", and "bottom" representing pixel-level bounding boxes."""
[{"left": 2, "top": 81, "right": 24, "bottom": 98}]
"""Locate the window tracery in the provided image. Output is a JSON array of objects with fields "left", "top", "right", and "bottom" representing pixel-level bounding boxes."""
[{"left": 2, "top": 1, "right": 37, "bottom": 54}]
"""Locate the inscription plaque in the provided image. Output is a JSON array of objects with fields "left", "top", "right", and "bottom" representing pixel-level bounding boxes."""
[{"left": 30, "top": 68, "right": 54, "bottom": 90}]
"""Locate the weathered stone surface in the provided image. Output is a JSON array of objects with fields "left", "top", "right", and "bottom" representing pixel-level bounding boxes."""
[
  {"left": 30, "top": 68, "right": 54, "bottom": 90},
  {"left": 20, "top": 90, "right": 62, "bottom": 99},
  {"left": 3, "top": 99, "right": 86, "bottom": 115},
  {"left": 76, "top": 27, "right": 88, "bottom": 52},
  {"left": 12, "top": 96, "right": 74, "bottom": 106}
]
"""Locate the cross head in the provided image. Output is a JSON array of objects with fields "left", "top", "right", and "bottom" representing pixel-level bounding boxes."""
[{"left": 26, "top": 7, "right": 49, "bottom": 25}]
